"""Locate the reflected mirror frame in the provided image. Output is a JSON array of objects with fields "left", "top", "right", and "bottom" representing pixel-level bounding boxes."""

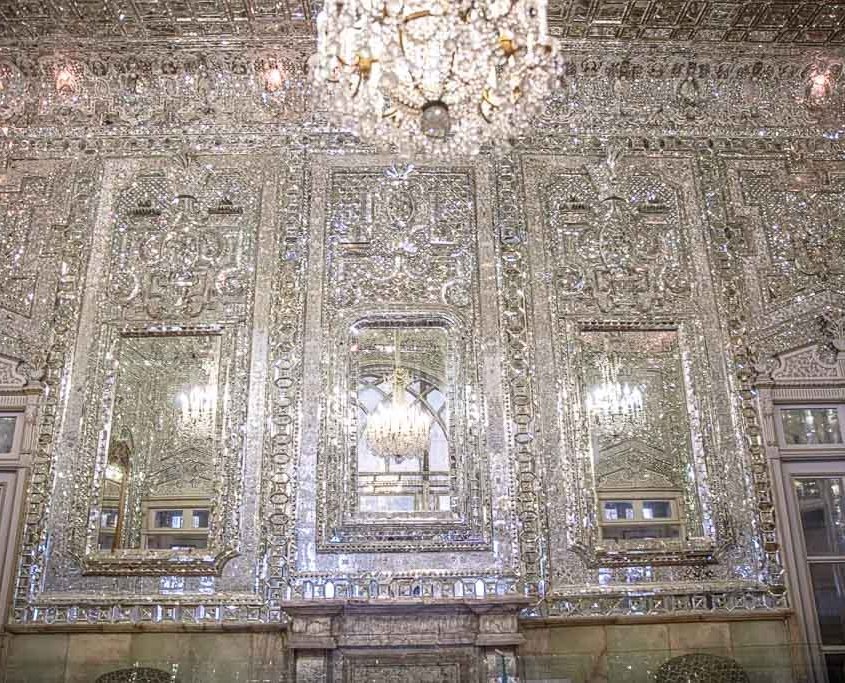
[
  {"left": 576, "top": 322, "right": 717, "bottom": 567},
  {"left": 82, "top": 325, "right": 240, "bottom": 576}
]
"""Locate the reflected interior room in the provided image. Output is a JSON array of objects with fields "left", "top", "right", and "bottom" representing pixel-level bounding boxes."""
[{"left": 0, "top": 0, "right": 844, "bottom": 681}]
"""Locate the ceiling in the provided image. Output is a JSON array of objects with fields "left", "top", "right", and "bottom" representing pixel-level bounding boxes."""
[{"left": 0, "top": 0, "right": 844, "bottom": 45}]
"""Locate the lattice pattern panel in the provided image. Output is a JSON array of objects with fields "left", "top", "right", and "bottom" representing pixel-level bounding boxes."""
[
  {"left": 1, "top": 0, "right": 844, "bottom": 44},
  {"left": 548, "top": 0, "right": 845, "bottom": 43}
]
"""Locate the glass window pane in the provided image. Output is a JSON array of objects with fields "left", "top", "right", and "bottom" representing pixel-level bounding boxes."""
[
  {"left": 357, "top": 387, "right": 383, "bottom": 413},
  {"left": 100, "top": 508, "right": 119, "bottom": 528},
  {"left": 192, "top": 509, "right": 209, "bottom": 528},
  {"left": 602, "top": 524, "right": 681, "bottom": 541},
  {"left": 809, "top": 563, "right": 845, "bottom": 645},
  {"left": 428, "top": 422, "right": 449, "bottom": 470},
  {"left": 154, "top": 510, "right": 183, "bottom": 529},
  {"left": 147, "top": 535, "right": 207, "bottom": 550},
  {"left": 0, "top": 416, "right": 16, "bottom": 453},
  {"left": 825, "top": 653, "right": 845, "bottom": 683},
  {"left": 358, "top": 495, "right": 415, "bottom": 513},
  {"left": 781, "top": 408, "right": 842, "bottom": 445},
  {"left": 427, "top": 389, "right": 445, "bottom": 412},
  {"left": 794, "top": 477, "right": 845, "bottom": 555},
  {"left": 643, "top": 501, "right": 672, "bottom": 519},
  {"left": 603, "top": 501, "right": 634, "bottom": 521}
]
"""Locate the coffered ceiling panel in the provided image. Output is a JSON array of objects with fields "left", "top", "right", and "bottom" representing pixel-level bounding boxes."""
[
  {"left": 1, "top": 0, "right": 844, "bottom": 44},
  {"left": 0, "top": 0, "right": 315, "bottom": 40},
  {"left": 551, "top": 1, "right": 845, "bottom": 43}
]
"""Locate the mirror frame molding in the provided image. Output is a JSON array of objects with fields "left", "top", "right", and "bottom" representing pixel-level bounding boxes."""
[{"left": 316, "top": 307, "right": 493, "bottom": 553}]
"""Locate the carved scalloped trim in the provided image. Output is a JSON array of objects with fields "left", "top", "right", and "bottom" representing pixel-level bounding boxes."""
[{"left": 770, "top": 343, "right": 843, "bottom": 384}]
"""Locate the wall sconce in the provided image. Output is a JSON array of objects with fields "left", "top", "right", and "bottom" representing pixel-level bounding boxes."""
[
  {"left": 804, "top": 64, "right": 840, "bottom": 107},
  {"left": 55, "top": 67, "right": 77, "bottom": 95},
  {"left": 264, "top": 66, "right": 284, "bottom": 93},
  {"left": 809, "top": 72, "right": 831, "bottom": 100}
]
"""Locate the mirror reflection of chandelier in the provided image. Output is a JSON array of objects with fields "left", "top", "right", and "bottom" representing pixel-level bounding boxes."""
[
  {"left": 585, "top": 353, "right": 644, "bottom": 426},
  {"left": 175, "top": 385, "right": 216, "bottom": 426},
  {"left": 364, "top": 333, "right": 432, "bottom": 462},
  {"left": 314, "top": 0, "right": 556, "bottom": 156}
]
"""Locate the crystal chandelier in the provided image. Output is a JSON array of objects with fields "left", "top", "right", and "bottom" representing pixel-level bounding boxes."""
[
  {"left": 585, "top": 352, "right": 644, "bottom": 426},
  {"left": 364, "top": 334, "right": 431, "bottom": 462},
  {"left": 314, "top": 0, "right": 556, "bottom": 156}
]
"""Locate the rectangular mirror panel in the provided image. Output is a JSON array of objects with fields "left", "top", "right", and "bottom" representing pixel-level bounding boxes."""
[
  {"left": 581, "top": 328, "right": 702, "bottom": 551},
  {"left": 350, "top": 321, "right": 453, "bottom": 522},
  {"left": 95, "top": 332, "right": 221, "bottom": 554}
]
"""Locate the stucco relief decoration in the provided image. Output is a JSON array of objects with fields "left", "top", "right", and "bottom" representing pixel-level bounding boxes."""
[
  {"left": 326, "top": 163, "right": 473, "bottom": 308},
  {"left": 111, "top": 168, "right": 249, "bottom": 321}
]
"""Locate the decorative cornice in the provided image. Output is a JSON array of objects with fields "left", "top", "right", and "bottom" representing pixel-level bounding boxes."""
[{"left": 0, "top": 43, "right": 842, "bottom": 138}]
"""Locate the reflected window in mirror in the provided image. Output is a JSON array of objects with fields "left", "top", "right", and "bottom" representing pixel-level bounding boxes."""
[
  {"left": 0, "top": 413, "right": 22, "bottom": 455},
  {"left": 778, "top": 405, "right": 845, "bottom": 447},
  {"left": 350, "top": 320, "right": 453, "bottom": 520},
  {"left": 580, "top": 327, "right": 703, "bottom": 548},
  {"left": 95, "top": 332, "right": 220, "bottom": 554},
  {"left": 599, "top": 495, "right": 684, "bottom": 542}
]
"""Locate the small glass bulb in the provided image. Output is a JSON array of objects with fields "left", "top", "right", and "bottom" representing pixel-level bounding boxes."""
[
  {"left": 56, "top": 67, "right": 76, "bottom": 94},
  {"left": 420, "top": 100, "right": 450, "bottom": 139},
  {"left": 265, "top": 67, "right": 284, "bottom": 93}
]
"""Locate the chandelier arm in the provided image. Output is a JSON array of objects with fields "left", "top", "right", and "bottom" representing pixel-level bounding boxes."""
[
  {"left": 439, "top": 50, "right": 459, "bottom": 103},
  {"left": 402, "top": 9, "right": 433, "bottom": 22}
]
